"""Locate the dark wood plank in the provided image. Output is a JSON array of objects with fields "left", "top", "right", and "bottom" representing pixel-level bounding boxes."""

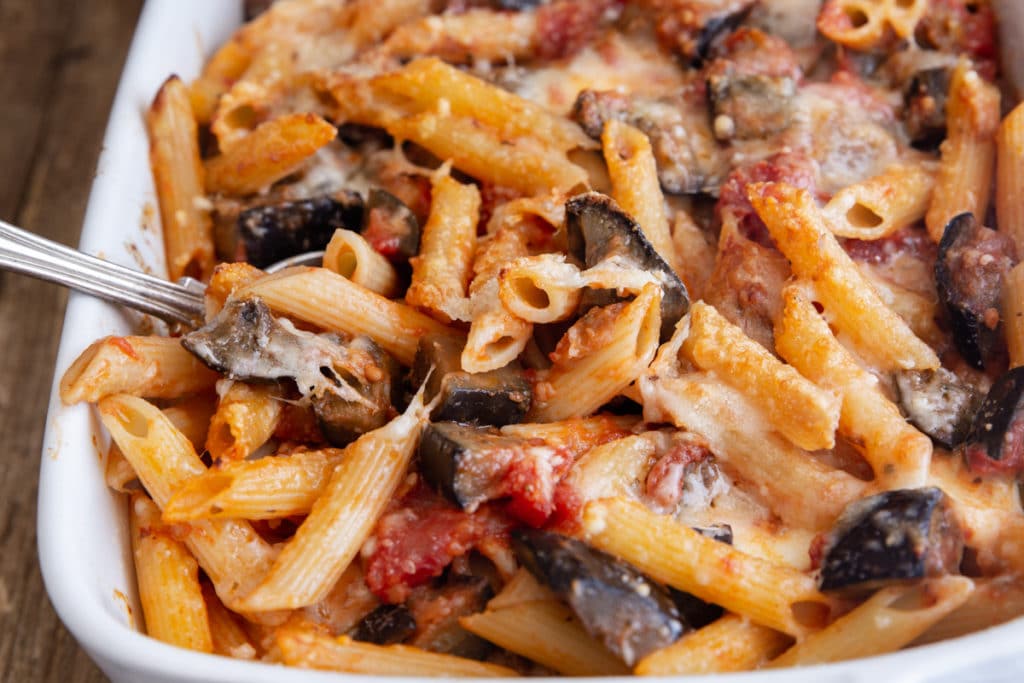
[{"left": 0, "top": 0, "right": 143, "bottom": 681}]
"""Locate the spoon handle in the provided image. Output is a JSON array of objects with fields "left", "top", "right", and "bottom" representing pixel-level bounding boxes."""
[{"left": 0, "top": 219, "right": 206, "bottom": 326}]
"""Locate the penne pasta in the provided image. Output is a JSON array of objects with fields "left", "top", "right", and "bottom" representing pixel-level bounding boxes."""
[
  {"left": 602, "top": 119, "right": 678, "bottom": 273},
  {"left": 147, "top": 75, "right": 215, "bottom": 281},
  {"left": 322, "top": 229, "right": 398, "bottom": 297},
  {"left": 749, "top": 181, "right": 939, "bottom": 371},
  {"left": 237, "top": 389, "right": 431, "bottom": 611},
  {"left": 163, "top": 448, "right": 344, "bottom": 521},
  {"left": 405, "top": 169, "right": 479, "bottom": 323},
  {"left": 202, "top": 583, "right": 257, "bottom": 660},
  {"left": 460, "top": 602, "right": 628, "bottom": 676},
  {"left": 1003, "top": 263, "right": 1024, "bottom": 368},
  {"left": 530, "top": 284, "right": 661, "bottom": 422},
  {"left": 60, "top": 336, "right": 219, "bottom": 404},
  {"left": 635, "top": 614, "right": 791, "bottom": 675},
  {"left": 277, "top": 625, "right": 517, "bottom": 677},
  {"left": 205, "top": 112, "right": 337, "bottom": 196},
  {"left": 377, "top": 9, "right": 538, "bottom": 63},
  {"left": 238, "top": 266, "right": 456, "bottom": 366},
  {"left": 498, "top": 254, "right": 582, "bottom": 324},
  {"left": 914, "top": 576, "right": 1024, "bottom": 645},
  {"left": 925, "top": 62, "right": 1000, "bottom": 242},
  {"left": 131, "top": 492, "right": 213, "bottom": 653},
  {"left": 775, "top": 285, "right": 932, "bottom": 489},
  {"left": 580, "top": 498, "right": 832, "bottom": 638},
  {"left": 206, "top": 382, "right": 282, "bottom": 462},
  {"left": 769, "top": 577, "right": 974, "bottom": 667},
  {"left": 997, "top": 102, "right": 1024, "bottom": 253},
  {"left": 822, "top": 163, "right": 934, "bottom": 240},
  {"left": 681, "top": 301, "right": 841, "bottom": 451},
  {"left": 99, "top": 395, "right": 277, "bottom": 612}
]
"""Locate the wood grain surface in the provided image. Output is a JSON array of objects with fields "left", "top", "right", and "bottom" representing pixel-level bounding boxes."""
[{"left": 0, "top": 1, "right": 143, "bottom": 681}]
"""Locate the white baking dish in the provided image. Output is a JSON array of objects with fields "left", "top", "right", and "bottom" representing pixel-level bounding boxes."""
[{"left": 36, "top": 1, "right": 1024, "bottom": 681}]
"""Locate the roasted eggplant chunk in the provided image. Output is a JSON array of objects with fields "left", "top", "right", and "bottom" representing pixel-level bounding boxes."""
[
  {"left": 904, "top": 67, "right": 953, "bottom": 150},
  {"left": 183, "top": 298, "right": 392, "bottom": 443},
  {"left": 418, "top": 422, "right": 523, "bottom": 512},
  {"left": 566, "top": 192, "right": 689, "bottom": 340},
  {"left": 312, "top": 337, "right": 399, "bottom": 446},
  {"left": 570, "top": 90, "right": 728, "bottom": 194},
  {"left": 238, "top": 192, "right": 364, "bottom": 268},
  {"left": 962, "top": 366, "right": 1024, "bottom": 475},
  {"left": 895, "top": 368, "right": 983, "bottom": 448},
  {"left": 819, "top": 488, "right": 964, "bottom": 595},
  {"left": 513, "top": 529, "right": 683, "bottom": 666},
  {"left": 411, "top": 334, "right": 531, "bottom": 426},
  {"left": 361, "top": 188, "right": 421, "bottom": 263},
  {"left": 408, "top": 577, "right": 493, "bottom": 658},
  {"left": 936, "top": 212, "right": 1018, "bottom": 369},
  {"left": 351, "top": 604, "right": 417, "bottom": 645}
]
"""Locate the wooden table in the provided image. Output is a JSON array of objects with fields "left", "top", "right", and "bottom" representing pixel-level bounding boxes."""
[{"left": 0, "top": 1, "right": 143, "bottom": 680}]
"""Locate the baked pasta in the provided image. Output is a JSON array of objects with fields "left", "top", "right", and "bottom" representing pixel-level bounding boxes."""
[{"left": 60, "top": 0, "right": 1024, "bottom": 675}]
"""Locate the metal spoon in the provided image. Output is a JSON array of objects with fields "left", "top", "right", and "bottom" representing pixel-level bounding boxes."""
[{"left": 0, "top": 219, "right": 323, "bottom": 327}]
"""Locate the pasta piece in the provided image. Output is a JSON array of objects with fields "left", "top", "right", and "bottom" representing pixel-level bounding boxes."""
[
  {"left": 485, "top": 568, "right": 557, "bottom": 611},
  {"left": 817, "top": 1, "right": 888, "bottom": 51},
  {"left": 130, "top": 493, "right": 213, "bottom": 653},
  {"left": 104, "top": 444, "right": 136, "bottom": 493},
  {"left": 822, "top": 163, "right": 934, "bottom": 240},
  {"left": 769, "top": 577, "right": 974, "bottom": 667},
  {"left": 238, "top": 266, "right": 456, "bottom": 366},
  {"left": 681, "top": 301, "right": 841, "bottom": 451},
  {"left": 374, "top": 57, "right": 592, "bottom": 151},
  {"left": 387, "top": 113, "right": 587, "bottom": 195},
  {"left": 405, "top": 170, "right": 479, "bottom": 323},
  {"left": 378, "top": 9, "right": 538, "bottom": 63},
  {"left": 463, "top": 227, "right": 533, "bottom": 373},
  {"left": 562, "top": 435, "right": 656, "bottom": 504},
  {"left": 147, "top": 75, "right": 215, "bottom": 281},
  {"left": 749, "top": 181, "right": 939, "bottom": 371},
  {"left": 171, "top": 448, "right": 340, "bottom": 521},
  {"left": 277, "top": 626, "right": 517, "bottom": 677},
  {"left": 99, "top": 395, "right": 277, "bottom": 611},
  {"left": 884, "top": 0, "right": 927, "bottom": 39},
  {"left": 202, "top": 584, "right": 257, "bottom": 660},
  {"left": 498, "top": 254, "right": 582, "bottom": 324},
  {"left": 60, "top": 336, "right": 219, "bottom": 404},
  {"left": 162, "top": 395, "right": 218, "bottom": 450},
  {"left": 858, "top": 267, "right": 944, "bottom": 350},
  {"left": 460, "top": 601, "right": 628, "bottom": 676},
  {"left": 188, "top": 37, "right": 251, "bottom": 124},
  {"left": 237, "top": 389, "right": 431, "bottom": 610},
  {"left": 204, "top": 112, "right": 337, "bottom": 196},
  {"left": 346, "top": 0, "right": 432, "bottom": 45},
  {"left": 163, "top": 448, "right": 344, "bottom": 521},
  {"left": 602, "top": 120, "right": 679, "bottom": 273},
  {"left": 530, "top": 284, "right": 662, "bottom": 422},
  {"left": 1003, "top": 263, "right": 1024, "bottom": 368},
  {"left": 914, "top": 577, "right": 1024, "bottom": 645},
  {"left": 206, "top": 382, "right": 282, "bottom": 462},
  {"left": 204, "top": 261, "right": 266, "bottom": 318},
  {"left": 640, "top": 370, "right": 867, "bottom": 530},
  {"left": 997, "top": 103, "right": 1024, "bottom": 253},
  {"left": 774, "top": 285, "right": 932, "bottom": 489},
  {"left": 635, "top": 614, "right": 791, "bottom": 675},
  {"left": 322, "top": 229, "right": 398, "bottom": 297},
  {"left": 669, "top": 209, "right": 716, "bottom": 300},
  {"left": 580, "top": 498, "right": 832, "bottom": 638},
  {"left": 925, "top": 62, "right": 1000, "bottom": 242}
]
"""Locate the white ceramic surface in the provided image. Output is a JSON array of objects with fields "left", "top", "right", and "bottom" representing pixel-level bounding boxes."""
[{"left": 36, "top": 2, "right": 1024, "bottom": 681}]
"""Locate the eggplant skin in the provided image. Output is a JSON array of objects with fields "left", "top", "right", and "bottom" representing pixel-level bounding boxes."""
[
  {"left": 819, "top": 488, "right": 964, "bottom": 595},
  {"left": 935, "top": 212, "right": 1018, "bottom": 370},
  {"left": 565, "top": 192, "right": 690, "bottom": 340},
  {"left": 962, "top": 366, "right": 1024, "bottom": 475},
  {"left": 513, "top": 529, "right": 684, "bottom": 666},
  {"left": 412, "top": 334, "right": 531, "bottom": 427},
  {"left": 312, "top": 338, "right": 399, "bottom": 447},
  {"left": 418, "top": 422, "right": 515, "bottom": 511},
  {"left": 238, "top": 193, "right": 364, "bottom": 268},
  {"left": 895, "top": 368, "right": 982, "bottom": 449},
  {"left": 904, "top": 67, "right": 952, "bottom": 150},
  {"left": 351, "top": 604, "right": 417, "bottom": 645}
]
